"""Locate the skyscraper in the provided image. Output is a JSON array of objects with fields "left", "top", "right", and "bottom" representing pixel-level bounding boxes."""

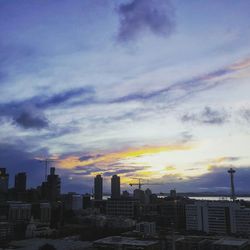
[
  {"left": 111, "top": 175, "right": 120, "bottom": 199},
  {"left": 0, "top": 168, "right": 9, "bottom": 193},
  {"left": 15, "top": 172, "right": 27, "bottom": 192},
  {"left": 94, "top": 175, "right": 103, "bottom": 200},
  {"left": 46, "top": 167, "right": 61, "bottom": 202}
]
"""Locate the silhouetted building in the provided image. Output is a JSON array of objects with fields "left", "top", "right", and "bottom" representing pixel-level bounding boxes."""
[
  {"left": 82, "top": 194, "right": 91, "bottom": 209},
  {"left": 122, "top": 190, "right": 130, "bottom": 198},
  {"left": 62, "top": 193, "right": 83, "bottom": 211},
  {"left": 145, "top": 188, "right": 152, "bottom": 204},
  {"left": 47, "top": 167, "right": 61, "bottom": 202},
  {"left": 133, "top": 189, "right": 145, "bottom": 203},
  {"left": 159, "top": 199, "right": 186, "bottom": 230},
  {"left": 111, "top": 175, "right": 120, "bottom": 199},
  {"left": 94, "top": 175, "right": 103, "bottom": 200},
  {"left": 15, "top": 172, "right": 26, "bottom": 192},
  {"left": 41, "top": 167, "right": 61, "bottom": 202},
  {"left": 31, "top": 203, "right": 51, "bottom": 224},
  {"left": 106, "top": 199, "right": 140, "bottom": 218},
  {"left": 170, "top": 189, "right": 177, "bottom": 198},
  {"left": 0, "top": 168, "right": 9, "bottom": 193}
]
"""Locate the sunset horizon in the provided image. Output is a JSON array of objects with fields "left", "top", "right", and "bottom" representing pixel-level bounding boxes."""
[{"left": 1, "top": 0, "right": 250, "bottom": 194}]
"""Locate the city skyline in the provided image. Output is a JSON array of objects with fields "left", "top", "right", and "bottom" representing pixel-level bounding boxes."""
[{"left": 1, "top": 0, "right": 250, "bottom": 193}]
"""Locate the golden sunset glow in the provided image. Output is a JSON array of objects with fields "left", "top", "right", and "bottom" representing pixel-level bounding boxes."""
[
  {"left": 55, "top": 143, "right": 200, "bottom": 183},
  {"left": 2, "top": 0, "right": 250, "bottom": 194}
]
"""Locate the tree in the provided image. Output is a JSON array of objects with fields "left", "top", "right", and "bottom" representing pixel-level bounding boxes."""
[{"left": 38, "top": 243, "right": 56, "bottom": 250}]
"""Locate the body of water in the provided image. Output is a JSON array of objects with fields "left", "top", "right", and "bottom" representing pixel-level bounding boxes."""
[{"left": 103, "top": 195, "right": 250, "bottom": 201}]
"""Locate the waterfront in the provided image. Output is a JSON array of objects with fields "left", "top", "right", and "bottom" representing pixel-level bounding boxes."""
[{"left": 103, "top": 195, "right": 250, "bottom": 201}]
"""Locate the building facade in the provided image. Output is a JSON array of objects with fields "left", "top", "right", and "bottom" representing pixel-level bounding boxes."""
[
  {"left": 15, "top": 172, "right": 26, "bottom": 192},
  {"left": 0, "top": 168, "right": 9, "bottom": 193},
  {"left": 186, "top": 201, "right": 240, "bottom": 235},
  {"left": 94, "top": 175, "right": 103, "bottom": 200},
  {"left": 111, "top": 175, "right": 120, "bottom": 199}
]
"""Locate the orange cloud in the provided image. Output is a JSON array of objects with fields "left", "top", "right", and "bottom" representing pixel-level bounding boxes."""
[{"left": 57, "top": 144, "right": 193, "bottom": 170}]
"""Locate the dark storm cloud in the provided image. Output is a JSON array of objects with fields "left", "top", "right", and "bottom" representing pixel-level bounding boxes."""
[
  {"left": 0, "top": 143, "right": 45, "bottom": 188},
  {"left": 73, "top": 165, "right": 103, "bottom": 176},
  {"left": 37, "top": 87, "right": 95, "bottom": 108},
  {"left": 0, "top": 103, "right": 49, "bottom": 130},
  {"left": 111, "top": 67, "right": 232, "bottom": 105},
  {"left": 79, "top": 153, "right": 103, "bottom": 162},
  {"left": 116, "top": 0, "right": 175, "bottom": 42},
  {"left": 14, "top": 110, "right": 48, "bottom": 129},
  {"left": 78, "top": 155, "right": 93, "bottom": 161},
  {"left": 0, "top": 86, "right": 94, "bottom": 130},
  {"left": 181, "top": 106, "right": 229, "bottom": 125},
  {"left": 103, "top": 167, "right": 144, "bottom": 177}
]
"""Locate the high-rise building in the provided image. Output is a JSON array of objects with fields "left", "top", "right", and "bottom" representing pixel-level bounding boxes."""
[
  {"left": 170, "top": 189, "right": 177, "bottom": 198},
  {"left": 15, "top": 172, "right": 26, "bottom": 192},
  {"left": 186, "top": 201, "right": 240, "bottom": 235},
  {"left": 94, "top": 175, "right": 103, "bottom": 200},
  {"left": 234, "top": 207, "right": 250, "bottom": 237},
  {"left": 45, "top": 167, "right": 61, "bottom": 202},
  {"left": 111, "top": 175, "right": 120, "bottom": 199},
  {"left": 133, "top": 189, "right": 145, "bottom": 203},
  {"left": 0, "top": 168, "right": 9, "bottom": 193}
]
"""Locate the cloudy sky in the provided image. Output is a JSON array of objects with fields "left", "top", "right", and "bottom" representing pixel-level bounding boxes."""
[{"left": 1, "top": 0, "right": 250, "bottom": 194}]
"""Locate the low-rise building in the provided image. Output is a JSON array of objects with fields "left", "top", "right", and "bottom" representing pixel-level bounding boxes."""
[
  {"left": 213, "top": 238, "right": 249, "bottom": 250},
  {"left": 106, "top": 199, "right": 140, "bottom": 218},
  {"left": 93, "top": 236, "right": 160, "bottom": 250},
  {"left": 8, "top": 202, "right": 32, "bottom": 222},
  {"left": 62, "top": 193, "right": 83, "bottom": 211},
  {"left": 136, "top": 222, "right": 156, "bottom": 236},
  {"left": 175, "top": 236, "right": 213, "bottom": 250}
]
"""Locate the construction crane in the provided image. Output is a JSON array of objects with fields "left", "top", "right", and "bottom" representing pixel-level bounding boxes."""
[
  {"left": 129, "top": 178, "right": 162, "bottom": 190},
  {"left": 37, "top": 158, "right": 58, "bottom": 181}
]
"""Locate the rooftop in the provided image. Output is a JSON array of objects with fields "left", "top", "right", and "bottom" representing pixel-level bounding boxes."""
[
  {"left": 9, "top": 238, "right": 91, "bottom": 250},
  {"left": 214, "top": 238, "right": 249, "bottom": 246},
  {"left": 94, "top": 236, "right": 159, "bottom": 246}
]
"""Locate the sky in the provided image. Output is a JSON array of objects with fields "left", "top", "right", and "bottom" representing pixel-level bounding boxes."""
[{"left": 1, "top": 0, "right": 250, "bottom": 194}]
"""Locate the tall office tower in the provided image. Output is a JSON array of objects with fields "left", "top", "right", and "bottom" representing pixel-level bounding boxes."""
[
  {"left": 186, "top": 201, "right": 240, "bottom": 235},
  {"left": 0, "top": 168, "right": 9, "bottom": 193},
  {"left": 94, "top": 174, "right": 103, "bottom": 200},
  {"left": 111, "top": 175, "right": 120, "bottom": 199},
  {"left": 15, "top": 172, "right": 27, "bottom": 192},
  {"left": 170, "top": 189, "right": 177, "bottom": 198},
  {"left": 47, "top": 167, "right": 61, "bottom": 202}
]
